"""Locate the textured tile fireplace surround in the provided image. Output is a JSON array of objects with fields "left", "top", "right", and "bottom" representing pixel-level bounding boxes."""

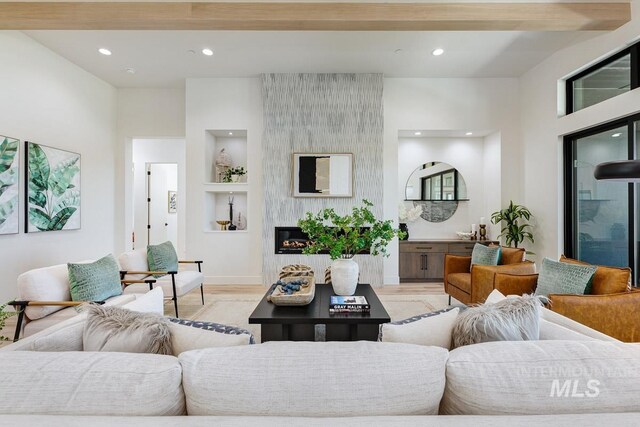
[{"left": 261, "top": 73, "right": 384, "bottom": 286}]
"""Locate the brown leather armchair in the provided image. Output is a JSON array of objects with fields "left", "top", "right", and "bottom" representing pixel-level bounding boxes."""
[
  {"left": 493, "top": 257, "right": 639, "bottom": 342},
  {"left": 443, "top": 246, "right": 536, "bottom": 305}
]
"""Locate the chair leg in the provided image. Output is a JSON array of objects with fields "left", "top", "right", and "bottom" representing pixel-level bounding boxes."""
[
  {"left": 448, "top": 295, "right": 452, "bottom": 305},
  {"left": 173, "top": 297, "right": 179, "bottom": 318},
  {"left": 171, "top": 273, "right": 179, "bottom": 318},
  {"left": 200, "top": 284, "right": 205, "bottom": 305},
  {"left": 13, "top": 308, "right": 25, "bottom": 342}
]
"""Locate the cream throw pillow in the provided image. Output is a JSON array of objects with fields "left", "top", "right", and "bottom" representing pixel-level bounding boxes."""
[
  {"left": 378, "top": 307, "right": 460, "bottom": 349},
  {"left": 83, "top": 304, "right": 173, "bottom": 354},
  {"left": 168, "top": 319, "right": 253, "bottom": 355}
]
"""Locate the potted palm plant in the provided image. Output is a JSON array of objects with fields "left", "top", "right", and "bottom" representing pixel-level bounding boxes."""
[
  {"left": 298, "top": 200, "right": 405, "bottom": 295},
  {"left": 490, "top": 200, "right": 534, "bottom": 249},
  {"left": 0, "top": 303, "right": 15, "bottom": 342}
]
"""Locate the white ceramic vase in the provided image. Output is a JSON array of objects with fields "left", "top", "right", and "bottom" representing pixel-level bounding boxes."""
[{"left": 331, "top": 258, "right": 359, "bottom": 296}]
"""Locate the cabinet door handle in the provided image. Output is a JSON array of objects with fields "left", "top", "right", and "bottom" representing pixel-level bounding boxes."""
[
  {"left": 421, "top": 254, "right": 425, "bottom": 270},
  {"left": 416, "top": 246, "right": 432, "bottom": 250},
  {"left": 424, "top": 253, "right": 428, "bottom": 270}
]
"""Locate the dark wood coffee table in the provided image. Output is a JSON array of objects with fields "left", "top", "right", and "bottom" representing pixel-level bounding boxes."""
[{"left": 249, "top": 283, "right": 390, "bottom": 342}]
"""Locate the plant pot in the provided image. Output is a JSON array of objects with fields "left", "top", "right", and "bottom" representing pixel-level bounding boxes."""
[
  {"left": 399, "top": 223, "right": 409, "bottom": 240},
  {"left": 331, "top": 258, "right": 359, "bottom": 296},
  {"left": 231, "top": 174, "right": 240, "bottom": 183}
]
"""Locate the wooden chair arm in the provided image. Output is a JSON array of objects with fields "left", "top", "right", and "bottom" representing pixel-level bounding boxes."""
[
  {"left": 121, "top": 279, "right": 156, "bottom": 284},
  {"left": 179, "top": 260, "right": 203, "bottom": 264},
  {"left": 120, "top": 270, "right": 177, "bottom": 276},
  {"left": 9, "top": 300, "right": 106, "bottom": 307}
]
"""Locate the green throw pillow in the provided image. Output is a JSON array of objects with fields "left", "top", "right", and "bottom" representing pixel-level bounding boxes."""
[
  {"left": 534, "top": 257, "right": 597, "bottom": 297},
  {"left": 147, "top": 241, "right": 179, "bottom": 278},
  {"left": 68, "top": 254, "right": 123, "bottom": 302},
  {"left": 470, "top": 244, "right": 501, "bottom": 270}
]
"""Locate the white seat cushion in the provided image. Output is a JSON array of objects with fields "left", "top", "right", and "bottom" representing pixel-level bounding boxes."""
[
  {"left": 23, "top": 294, "right": 137, "bottom": 338},
  {"left": 123, "top": 271, "right": 203, "bottom": 298}
]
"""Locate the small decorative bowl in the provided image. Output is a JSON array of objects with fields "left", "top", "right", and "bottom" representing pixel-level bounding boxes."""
[
  {"left": 456, "top": 231, "right": 475, "bottom": 240},
  {"left": 216, "top": 220, "right": 231, "bottom": 230}
]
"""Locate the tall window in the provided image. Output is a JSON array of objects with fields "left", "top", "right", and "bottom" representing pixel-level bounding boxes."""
[
  {"left": 564, "top": 115, "right": 640, "bottom": 281},
  {"left": 566, "top": 43, "right": 639, "bottom": 114}
]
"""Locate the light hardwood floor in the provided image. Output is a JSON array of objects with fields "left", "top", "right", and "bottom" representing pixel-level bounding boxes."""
[{"left": 0, "top": 283, "right": 445, "bottom": 342}]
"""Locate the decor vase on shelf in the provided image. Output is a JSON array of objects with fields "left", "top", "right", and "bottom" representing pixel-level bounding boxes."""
[
  {"left": 397, "top": 203, "right": 423, "bottom": 241},
  {"left": 399, "top": 223, "right": 409, "bottom": 240},
  {"left": 223, "top": 166, "right": 247, "bottom": 183},
  {"left": 298, "top": 199, "right": 404, "bottom": 296}
]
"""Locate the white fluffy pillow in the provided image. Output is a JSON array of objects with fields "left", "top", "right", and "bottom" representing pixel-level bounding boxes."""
[{"left": 378, "top": 307, "right": 460, "bottom": 349}]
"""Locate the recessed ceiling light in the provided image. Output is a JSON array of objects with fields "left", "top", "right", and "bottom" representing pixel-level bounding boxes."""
[
  {"left": 124, "top": 68, "right": 136, "bottom": 74},
  {"left": 202, "top": 48, "right": 214, "bottom": 56},
  {"left": 612, "top": 133, "right": 622, "bottom": 138},
  {"left": 432, "top": 48, "right": 445, "bottom": 56},
  {"left": 414, "top": 131, "right": 422, "bottom": 136},
  {"left": 98, "top": 48, "right": 112, "bottom": 56},
  {"left": 228, "top": 132, "right": 233, "bottom": 136},
  {"left": 465, "top": 132, "right": 473, "bottom": 136},
  {"left": 394, "top": 49, "right": 403, "bottom": 54},
  {"left": 187, "top": 50, "right": 196, "bottom": 55}
]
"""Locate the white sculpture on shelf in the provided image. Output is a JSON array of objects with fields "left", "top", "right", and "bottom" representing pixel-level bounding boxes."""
[
  {"left": 215, "top": 148, "right": 233, "bottom": 182},
  {"left": 236, "top": 212, "right": 247, "bottom": 230}
]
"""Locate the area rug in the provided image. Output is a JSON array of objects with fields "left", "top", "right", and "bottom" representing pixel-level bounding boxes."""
[{"left": 167, "top": 292, "right": 450, "bottom": 343}]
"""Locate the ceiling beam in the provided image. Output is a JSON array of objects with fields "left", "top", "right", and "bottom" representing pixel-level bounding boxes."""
[{"left": 0, "top": 2, "right": 630, "bottom": 31}]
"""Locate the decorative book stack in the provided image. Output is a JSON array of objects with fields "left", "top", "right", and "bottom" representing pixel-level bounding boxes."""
[{"left": 329, "top": 296, "right": 370, "bottom": 314}]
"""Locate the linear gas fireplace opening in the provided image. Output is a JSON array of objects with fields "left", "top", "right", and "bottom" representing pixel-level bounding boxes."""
[
  {"left": 274, "top": 226, "right": 371, "bottom": 255},
  {"left": 275, "top": 227, "right": 311, "bottom": 254}
]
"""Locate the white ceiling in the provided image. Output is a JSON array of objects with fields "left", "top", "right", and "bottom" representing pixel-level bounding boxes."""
[{"left": 25, "top": 30, "right": 600, "bottom": 88}]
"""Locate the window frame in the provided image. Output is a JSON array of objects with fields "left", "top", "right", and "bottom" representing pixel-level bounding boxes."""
[
  {"left": 565, "top": 43, "right": 640, "bottom": 115},
  {"left": 563, "top": 113, "right": 640, "bottom": 282}
]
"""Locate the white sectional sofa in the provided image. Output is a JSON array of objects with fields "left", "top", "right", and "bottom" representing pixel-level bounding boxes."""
[{"left": 2, "top": 303, "right": 640, "bottom": 425}]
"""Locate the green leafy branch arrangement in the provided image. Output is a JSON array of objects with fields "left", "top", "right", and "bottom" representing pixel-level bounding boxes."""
[
  {"left": 0, "top": 303, "right": 15, "bottom": 342},
  {"left": 0, "top": 137, "right": 19, "bottom": 227},
  {"left": 28, "top": 143, "right": 80, "bottom": 231},
  {"left": 298, "top": 199, "right": 405, "bottom": 261},
  {"left": 222, "top": 166, "right": 247, "bottom": 183},
  {"left": 490, "top": 200, "right": 534, "bottom": 248}
]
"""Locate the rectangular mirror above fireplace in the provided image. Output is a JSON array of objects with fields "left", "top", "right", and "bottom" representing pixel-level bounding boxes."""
[{"left": 292, "top": 153, "right": 353, "bottom": 197}]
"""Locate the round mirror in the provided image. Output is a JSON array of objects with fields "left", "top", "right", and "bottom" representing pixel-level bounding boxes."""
[{"left": 404, "top": 162, "right": 468, "bottom": 223}]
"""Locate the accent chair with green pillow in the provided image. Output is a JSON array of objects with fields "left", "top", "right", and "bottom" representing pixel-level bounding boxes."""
[
  {"left": 493, "top": 257, "right": 640, "bottom": 342},
  {"left": 119, "top": 243, "right": 205, "bottom": 317},
  {"left": 444, "top": 246, "right": 536, "bottom": 305},
  {"left": 68, "top": 254, "right": 123, "bottom": 302},
  {"left": 534, "top": 258, "right": 596, "bottom": 297}
]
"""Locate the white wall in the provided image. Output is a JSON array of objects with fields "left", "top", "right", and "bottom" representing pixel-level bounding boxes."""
[
  {"left": 116, "top": 88, "right": 185, "bottom": 254},
  {"left": 0, "top": 32, "right": 117, "bottom": 303},
  {"left": 520, "top": 0, "right": 640, "bottom": 261},
  {"left": 384, "top": 78, "right": 522, "bottom": 284},
  {"left": 398, "top": 137, "right": 500, "bottom": 239},
  {"left": 132, "top": 139, "right": 186, "bottom": 256},
  {"left": 186, "top": 78, "right": 263, "bottom": 285}
]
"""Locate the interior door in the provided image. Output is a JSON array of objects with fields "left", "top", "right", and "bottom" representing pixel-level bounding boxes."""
[{"left": 147, "top": 163, "right": 178, "bottom": 248}]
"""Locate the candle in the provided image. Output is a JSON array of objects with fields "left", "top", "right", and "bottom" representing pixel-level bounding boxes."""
[
  {"left": 480, "top": 217, "right": 486, "bottom": 225},
  {"left": 471, "top": 224, "right": 477, "bottom": 233}
]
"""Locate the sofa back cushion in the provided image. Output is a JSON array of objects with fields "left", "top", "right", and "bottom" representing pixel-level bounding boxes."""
[
  {"left": 180, "top": 341, "right": 448, "bottom": 416},
  {"left": 18, "top": 264, "right": 72, "bottom": 320},
  {"left": 118, "top": 250, "right": 149, "bottom": 277},
  {"left": 560, "top": 255, "right": 630, "bottom": 295},
  {"left": 0, "top": 351, "right": 185, "bottom": 415},
  {"left": 441, "top": 340, "right": 640, "bottom": 415},
  {"left": 499, "top": 246, "right": 525, "bottom": 265}
]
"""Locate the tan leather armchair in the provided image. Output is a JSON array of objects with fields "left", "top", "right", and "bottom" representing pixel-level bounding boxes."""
[
  {"left": 443, "top": 246, "right": 536, "bottom": 305},
  {"left": 493, "top": 257, "right": 639, "bottom": 342}
]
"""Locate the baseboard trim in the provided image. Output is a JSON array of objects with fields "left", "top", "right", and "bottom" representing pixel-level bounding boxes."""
[
  {"left": 205, "top": 276, "right": 263, "bottom": 285},
  {"left": 384, "top": 276, "right": 400, "bottom": 285}
]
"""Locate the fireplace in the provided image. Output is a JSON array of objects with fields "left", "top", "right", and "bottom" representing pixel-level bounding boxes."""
[
  {"left": 274, "top": 227, "right": 371, "bottom": 255},
  {"left": 275, "top": 227, "right": 311, "bottom": 254}
]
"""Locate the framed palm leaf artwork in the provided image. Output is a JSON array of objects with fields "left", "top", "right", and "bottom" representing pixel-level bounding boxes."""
[
  {"left": 0, "top": 135, "right": 20, "bottom": 235},
  {"left": 25, "top": 141, "right": 81, "bottom": 233}
]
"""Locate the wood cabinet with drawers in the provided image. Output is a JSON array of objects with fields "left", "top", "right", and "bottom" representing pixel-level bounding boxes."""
[{"left": 399, "top": 240, "right": 498, "bottom": 282}]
